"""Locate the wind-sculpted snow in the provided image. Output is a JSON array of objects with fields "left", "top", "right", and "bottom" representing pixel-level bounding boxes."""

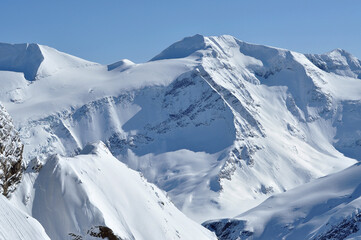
[
  {"left": 107, "top": 59, "right": 135, "bottom": 71},
  {"left": 0, "top": 43, "right": 44, "bottom": 80},
  {"left": 13, "top": 142, "right": 216, "bottom": 240},
  {"left": 151, "top": 34, "right": 206, "bottom": 61},
  {"left": 204, "top": 162, "right": 361, "bottom": 240},
  {"left": 0, "top": 43, "right": 95, "bottom": 81},
  {"left": 1, "top": 35, "right": 361, "bottom": 223},
  {"left": 0, "top": 194, "right": 50, "bottom": 240}
]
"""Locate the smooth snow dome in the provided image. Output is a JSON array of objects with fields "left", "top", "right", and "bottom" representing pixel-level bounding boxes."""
[
  {"left": 150, "top": 34, "right": 206, "bottom": 61},
  {"left": 107, "top": 59, "right": 135, "bottom": 71},
  {"left": 36, "top": 44, "right": 97, "bottom": 79},
  {"left": 0, "top": 42, "right": 96, "bottom": 81}
]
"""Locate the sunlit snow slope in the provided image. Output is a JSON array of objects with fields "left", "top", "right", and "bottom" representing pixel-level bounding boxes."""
[
  {"left": 1, "top": 35, "right": 361, "bottom": 222},
  {"left": 0, "top": 43, "right": 96, "bottom": 80},
  {"left": 204, "top": 162, "right": 361, "bottom": 240},
  {"left": 0, "top": 194, "right": 50, "bottom": 240},
  {"left": 11, "top": 142, "right": 216, "bottom": 240}
]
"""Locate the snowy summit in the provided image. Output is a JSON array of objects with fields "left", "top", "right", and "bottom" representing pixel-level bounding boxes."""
[{"left": 0, "top": 34, "right": 361, "bottom": 239}]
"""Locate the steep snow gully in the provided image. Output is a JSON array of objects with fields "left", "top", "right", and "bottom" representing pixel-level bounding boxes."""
[{"left": 1, "top": 34, "right": 361, "bottom": 239}]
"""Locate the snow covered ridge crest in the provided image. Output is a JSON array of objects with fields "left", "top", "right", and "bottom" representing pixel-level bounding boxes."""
[
  {"left": 1, "top": 34, "right": 361, "bottom": 224},
  {"left": 203, "top": 162, "right": 361, "bottom": 240},
  {"left": 11, "top": 141, "right": 217, "bottom": 240},
  {"left": 306, "top": 48, "right": 361, "bottom": 79},
  {"left": 0, "top": 42, "right": 96, "bottom": 81}
]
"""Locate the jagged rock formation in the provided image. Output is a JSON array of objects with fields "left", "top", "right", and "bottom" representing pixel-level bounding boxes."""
[{"left": 69, "top": 226, "right": 123, "bottom": 240}]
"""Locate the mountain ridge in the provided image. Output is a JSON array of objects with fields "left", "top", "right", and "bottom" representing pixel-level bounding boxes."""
[
  {"left": 1, "top": 35, "right": 361, "bottom": 225},
  {"left": 0, "top": 42, "right": 96, "bottom": 81},
  {"left": 204, "top": 161, "right": 361, "bottom": 240},
  {"left": 11, "top": 141, "right": 217, "bottom": 240}
]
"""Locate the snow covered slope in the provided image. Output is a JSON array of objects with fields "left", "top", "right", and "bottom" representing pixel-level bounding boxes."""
[
  {"left": 11, "top": 141, "right": 216, "bottom": 240},
  {"left": 204, "top": 162, "right": 361, "bottom": 240},
  {"left": 0, "top": 43, "right": 95, "bottom": 80},
  {"left": 0, "top": 193, "right": 50, "bottom": 240},
  {"left": 1, "top": 35, "right": 361, "bottom": 223},
  {"left": 107, "top": 59, "right": 135, "bottom": 71}
]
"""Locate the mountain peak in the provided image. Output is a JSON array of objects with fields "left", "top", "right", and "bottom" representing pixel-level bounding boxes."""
[
  {"left": 107, "top": 58, "right": 135, "bottom": 71},
  {"left": 150, "top": 34, "right": 206, "bottom": 61},
  {"left": 0, "top": 43, "right": 44, "bottom": 80},
  {"left": 325, "top": 48, "right": 357, "bottom": 61},
  {"left": 328, "top": 48, "right": 350, "bottom": 55},
  {"left": 150, "top": 34, "right": 292, "bottom": 67},
  {"left": 306, "top": 47, "right": 361, "bottom": 79},
  {"left": 0, "top": 42, "right": 96, "bottom": 81}
]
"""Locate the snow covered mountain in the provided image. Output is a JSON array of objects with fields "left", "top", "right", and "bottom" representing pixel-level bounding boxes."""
[
  {"left": 0, "top": 193, "right": 50, "bottom": 240},
  {"left": 0, "top": 103, "right": 49, "bottom": 240},
  {"left": 306, "top": 48, "right": 361, "bottom": 79},
  {"left": 10, "top": 141, "right": 216, "bottom": 240},
  {"left": 1, "top": 34, "right": 361, "bottom": 227},
  {"left": 0, "top": 43, "right": 96, "bottom": 81},
  {"left": 1, "top": 98, "right": 215, "bottom": 239},
  {"left": 203, "top": 162, "right": 361, "bottom": 240}
]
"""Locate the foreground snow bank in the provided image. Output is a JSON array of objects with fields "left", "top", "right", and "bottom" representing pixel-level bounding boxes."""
[
  {"left": 0, "top": 194, "right": 50, "bottom": 240},
  {"left": 28, "top": 141, "right": 216, "bottom": 240}
]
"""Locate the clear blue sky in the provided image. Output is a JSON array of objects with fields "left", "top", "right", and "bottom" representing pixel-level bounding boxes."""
[{"left": 1, "top": 0, "right": 360, "bottom": 64}]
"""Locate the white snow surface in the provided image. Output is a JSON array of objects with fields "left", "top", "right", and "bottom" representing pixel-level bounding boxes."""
[
  {"left": 0, "top": 43, "right": 95, "bottom": 81},
  {"left": 204, "top": 162, "right": 361, "bottom": 240},
  {"left": 0, "top": 194, "right": 50, "bottom": 240},
  {"left": 1, "top": 35, "right": 361, "bottom": 224},
  {"left": 11, "top": 141, "right": 216, "bottom": 240},
  {"left": 107, "top": 59, "right": 135, "bottom": 71}
]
